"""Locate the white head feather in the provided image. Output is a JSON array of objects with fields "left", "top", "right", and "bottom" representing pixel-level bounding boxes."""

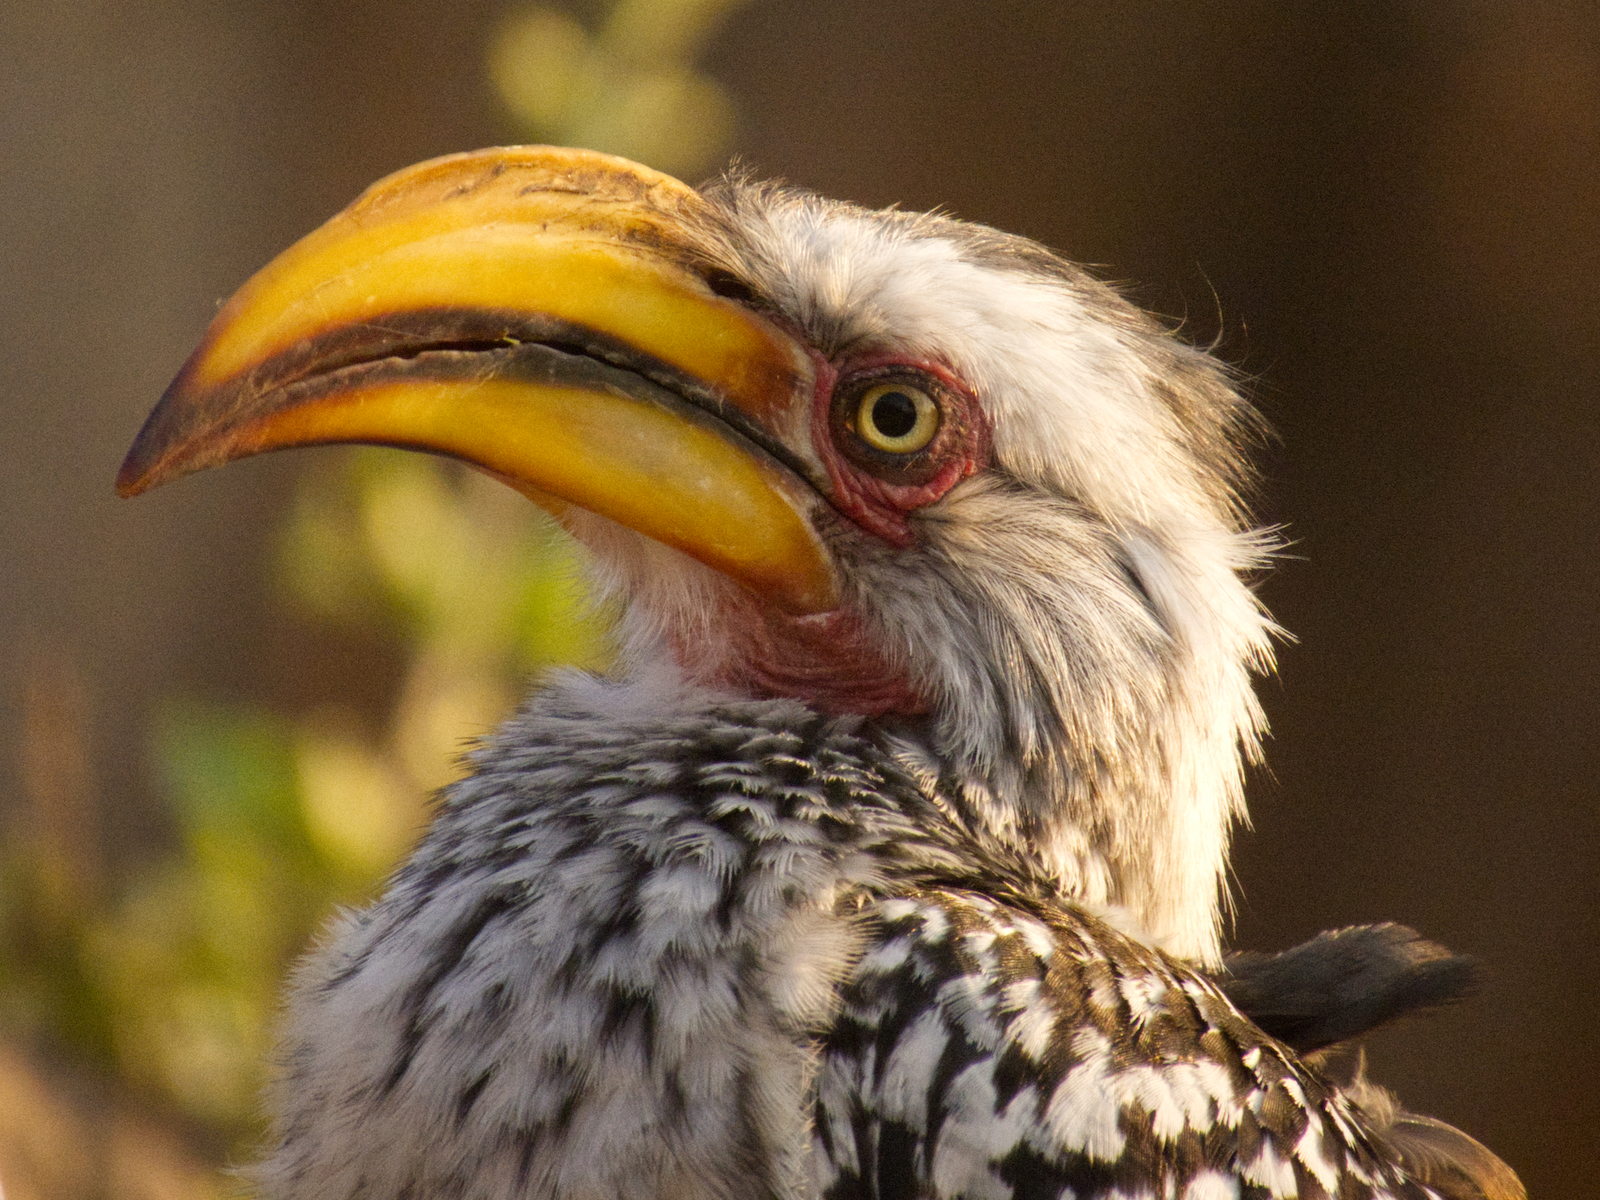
[{"left": 574, "top": 181, "right": 1277, "bottom": 966}]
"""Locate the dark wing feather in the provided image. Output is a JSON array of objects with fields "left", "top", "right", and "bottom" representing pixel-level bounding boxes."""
[{"left": 1219, "top": 923, "right": 1483, "bottom": 1054}]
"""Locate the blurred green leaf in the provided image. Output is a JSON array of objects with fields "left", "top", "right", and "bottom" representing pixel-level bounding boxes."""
[
  {"left": 490, "top": 0, "right": 748, "bottom": 177},
  {"left": 155, "top": 701, "right": 305, "bottom": 848}
]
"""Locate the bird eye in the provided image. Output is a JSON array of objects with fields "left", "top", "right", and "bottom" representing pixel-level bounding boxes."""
[{"left": 855, "top": 383, "right": 940, "bottom": 454}]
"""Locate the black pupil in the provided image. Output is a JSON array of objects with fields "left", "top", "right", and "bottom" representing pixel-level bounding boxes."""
[{"left": 870, "top": 391, "right": 919, "bottom": 439}]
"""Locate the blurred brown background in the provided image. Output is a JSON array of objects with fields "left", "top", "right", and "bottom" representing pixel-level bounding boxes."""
[{"left": 2, "top": 0, "right": 1596, "bottom": 1195}]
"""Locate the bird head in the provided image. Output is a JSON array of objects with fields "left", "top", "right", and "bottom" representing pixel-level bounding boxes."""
[{"left": 120, "top": 146, "right": 1275, "bottom": 964}]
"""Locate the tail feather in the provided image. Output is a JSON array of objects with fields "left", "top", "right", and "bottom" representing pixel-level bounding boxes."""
[
  {"left": 1318, "top": 1047, "right": 1526, "bottom": 1200},
  {"left": 1222, "top": 925, "right": 1523, "bottom": 1199}
]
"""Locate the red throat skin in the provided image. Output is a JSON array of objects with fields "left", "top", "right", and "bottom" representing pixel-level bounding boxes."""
[{"left": 672, "top": 601, "right": 927, "bottom": 718}]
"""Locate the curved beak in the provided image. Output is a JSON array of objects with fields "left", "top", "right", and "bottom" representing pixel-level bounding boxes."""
[{"left": 118, "top": 146, "right": 838, "bottom": 615}]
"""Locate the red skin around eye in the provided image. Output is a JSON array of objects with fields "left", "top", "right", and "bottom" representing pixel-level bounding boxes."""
[
  {"left": 681, "top": 348, "right": 991, "bottom": 718},
  {"left": 808, "top": 349, "right": 991, "bottom": 546}
]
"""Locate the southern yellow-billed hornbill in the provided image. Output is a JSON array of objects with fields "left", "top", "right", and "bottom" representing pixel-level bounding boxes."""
[{"left": 120, "top": 147, "right": 1520, "bottom": 1200}]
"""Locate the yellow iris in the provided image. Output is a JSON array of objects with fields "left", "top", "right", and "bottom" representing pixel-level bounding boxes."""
[{"left": 855, "top": 382, "right": 940, "bottom": 453}]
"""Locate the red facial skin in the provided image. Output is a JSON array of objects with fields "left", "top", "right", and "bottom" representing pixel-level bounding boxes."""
[
  {"left": 684, "top": 349, "right": 992, "bottom": 718},
  {"left": 808, "top": 350, "right": 990, "bottom": 548}
]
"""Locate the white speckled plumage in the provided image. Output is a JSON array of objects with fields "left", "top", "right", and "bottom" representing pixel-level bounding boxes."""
[
  {"left": 231, "top": 172, "right": 1512, "bottom": 1199},
  {"left": 257, "top": 667, "right": 1441, "bottom": 1200}
]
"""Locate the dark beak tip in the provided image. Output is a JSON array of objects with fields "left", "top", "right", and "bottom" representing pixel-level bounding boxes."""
[
  {"left": 114, "top": 458, "right": 151, "bottom": 497},
  {"left": 116, "top": 392, "right": 193, "bottom": 498},
  {"left": 115, "top": 434, "right": 165, "bottom": 497}
]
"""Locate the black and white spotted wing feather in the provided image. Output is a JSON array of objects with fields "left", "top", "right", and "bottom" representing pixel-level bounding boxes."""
[
  {"left": 257, "top": 671, "right": 1461, "bottom": 1200},
  {"left": 819, "top": 893, "right": 1433, "bottom": 1200}
]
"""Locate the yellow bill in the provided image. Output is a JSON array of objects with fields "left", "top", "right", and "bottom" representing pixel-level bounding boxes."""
[{"left": 118, "top": 146, "right": 839, "bottom": 615}]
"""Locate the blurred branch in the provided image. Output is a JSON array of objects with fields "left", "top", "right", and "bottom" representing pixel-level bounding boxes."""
[{"left": 17, "top": 641, "right": 101, "bottom": 910}]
